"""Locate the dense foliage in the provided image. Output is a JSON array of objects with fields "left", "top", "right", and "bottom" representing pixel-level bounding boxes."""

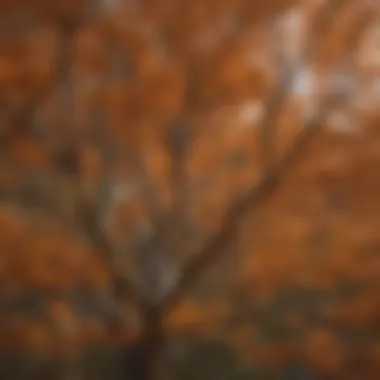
[{"left": 0, "top": 1, "right": 379, "bottom": 379}]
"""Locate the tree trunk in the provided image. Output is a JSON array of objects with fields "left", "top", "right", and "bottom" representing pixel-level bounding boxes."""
[{"left": 122, "top": 306, "right": 164, "bottom": 380}]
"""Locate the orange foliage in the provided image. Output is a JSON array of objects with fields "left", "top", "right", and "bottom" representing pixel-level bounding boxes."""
[
  {"left": 305, "top": 329, "right": 343, "bottom": 376},
  {"left": 0, "top": 0, "right": 379, "bottom": 378}
]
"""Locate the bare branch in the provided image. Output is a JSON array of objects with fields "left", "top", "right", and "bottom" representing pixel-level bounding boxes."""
[
  {"left": 162, "top": 98, "right": 337, "bottom": 312},
  {"left": 64, "top": 140, "right": 146, "bottom": 309},
  {"left": 30, "top": 40, "right": 147, "bottom": 310},
  {"left": 73, "top": 187, "right": 145, "bottom": 305},
  {"left": 162, "top": 0, "right": 366, "bottom": 313},
  {"left": 136, "top": 153, "right": 168, "bottom": 242},
  {"left": 166, "top": 118, "right": 192, "bottom": 253},
  {"left": 260, "top": 0, "right": 344, "bottom": 177}
]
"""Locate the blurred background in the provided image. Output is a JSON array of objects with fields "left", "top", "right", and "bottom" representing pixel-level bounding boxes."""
[{"left": 0, "top": 0, "right": 379, "bottom": 379}]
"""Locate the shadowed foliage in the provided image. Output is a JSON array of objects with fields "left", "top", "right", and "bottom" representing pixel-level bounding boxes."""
[{"left": 0, "top": 0, "right": 379, "bottom": 379}]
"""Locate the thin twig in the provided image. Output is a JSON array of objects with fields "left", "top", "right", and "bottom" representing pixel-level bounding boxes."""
[
  {"left": 166, "top": 118, "right": 192, "bottom": 253},
  {"left": 259, "top": 0, "right": 344, "bottom": 176}
]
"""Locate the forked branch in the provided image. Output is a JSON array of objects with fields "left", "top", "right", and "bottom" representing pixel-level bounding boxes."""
[
  {"left": 162, "top": 0, "right": 358, "bottom": 313},
  {"left": 162, "top": 103, "right": 332, "bottom": 312}
]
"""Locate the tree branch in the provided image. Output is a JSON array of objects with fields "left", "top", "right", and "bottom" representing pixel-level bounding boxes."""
[
  {"left": 166, "top": 118, "right": 192, "bottom": 254},
  {"left": 162, "top": 106, "right": 330, "bottom": 312},
  {"left": 260, "top": 0, "right": 344, "bottom": 177},
  {"left": 72, "top": 188, "right": 146, "bottom": 308},
  {"left": 161, "top": 0, "right": 359, "bottom": 314}
]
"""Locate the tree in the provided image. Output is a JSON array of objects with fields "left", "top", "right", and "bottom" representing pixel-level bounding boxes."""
[{"left": 0, "top": 1, "right": 379, "bottom": 379}]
